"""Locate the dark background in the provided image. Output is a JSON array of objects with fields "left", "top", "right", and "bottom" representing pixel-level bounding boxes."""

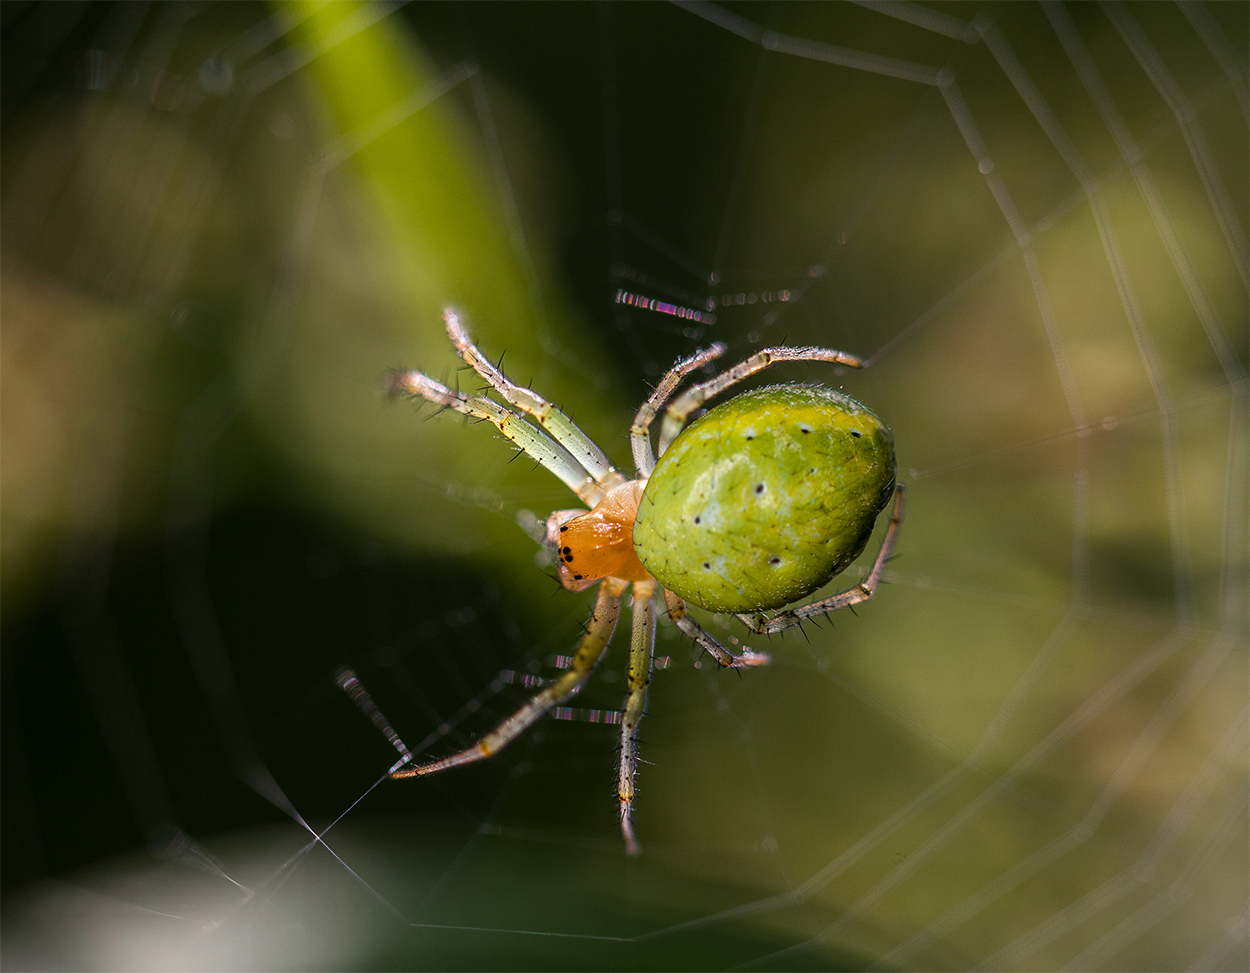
[{"left": 3, "top": 2, "right": 1246, "bottom": 969}]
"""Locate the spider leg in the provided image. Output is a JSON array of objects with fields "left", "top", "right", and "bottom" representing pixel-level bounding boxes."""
[
  {"left": 391, "top": 579, "right": 625, "bottom": 779},
  {"left": 629, "top": 343, "right": 727, "bottom": 477},
  {"left": 736, "top": 486, "right": 905, "bottom": 636},
  {"left": 618, "top": 579, "right": 657, "bottom": 855},
  {"left": 444, "top": 309, "right": 627, "bottom": 491},
  {"left": 664, "top": 588, "right": 771, "bottom": 669},
  {"left": 388, "top": 368, "right": 605, "bottom": 506},
  {"left": 657, "top": 345, "right": 864, "bottom": 453}
]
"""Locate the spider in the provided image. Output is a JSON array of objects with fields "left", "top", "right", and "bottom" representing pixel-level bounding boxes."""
[{"left": 385, "top": 308, "right": 904, "bottom": 854}]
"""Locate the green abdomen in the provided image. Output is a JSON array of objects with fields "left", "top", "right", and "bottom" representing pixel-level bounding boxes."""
[{"left": 633, "top": 384, "right": 896, "bottom": 612}]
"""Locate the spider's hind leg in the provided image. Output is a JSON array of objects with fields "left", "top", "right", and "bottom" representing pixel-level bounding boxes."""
[
  {"left": 664, "top": 589, "right": 771, "bottom": 669},
  {"left": 657, "top": 344, "right": 864, "bottom": 453},
  {"left": 737, "top": 486, "right": 905, "bottom": 637},
  {"left": 629, "top": 344, "right": 727, "bottom": 478}
]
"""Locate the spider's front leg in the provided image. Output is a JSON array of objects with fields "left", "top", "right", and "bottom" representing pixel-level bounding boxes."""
[
  {"left": 664, "top": 589, "right": 771, "bottom": 669},
  {"left": 392, "top": 579, "right": 625, "bottom": 779},
  {"left": 443, "top": 309, "right": 627, "bottom": 491},
  {"left": 389, "top": 369, "right": 604, "bottom": 506},
  {"left": 736, "top": 485, "right": 905, "bottom": 637}
]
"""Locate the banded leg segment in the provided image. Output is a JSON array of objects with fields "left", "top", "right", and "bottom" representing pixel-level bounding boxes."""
[
  {"left": 392, "top": 579, "right": 625, "bottom": 780},
  {"left": 444, "top": 309, "right": 626, "bottom": 490},
  {"left": 658, "top": 345, "right": 864, "bottom": 453},
  {"left": 629, "top": 343, "right": 727, "bottom": 477},
  {"left": 618, "top": 579, "right": 657, "bottom": 855},
  {"left": 388, "top": 369, "right": 604, "bottom": 507},
  {"left": 664, "top": 589, "right": 771, "bottom": 669},
  {"left": 737, "top": 486, "right": 905, "bottom": 636}
]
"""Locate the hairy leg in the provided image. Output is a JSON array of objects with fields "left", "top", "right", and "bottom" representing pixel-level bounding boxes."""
[
  {"left": 392, "top": 579, "right": 626, "bottom": 779},
  {"left": 665, "top": 588, "right": 771, "bottom": 669},
  {"left": 618, "top": 579, "right": 657, "bottom": 855},
  {"left": 737, "top": 486, "right": 905, "bottom": 636}
]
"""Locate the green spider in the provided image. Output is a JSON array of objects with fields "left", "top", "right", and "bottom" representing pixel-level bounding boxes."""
[{"left": 386, "top": 308, "right": 904, "bottom": 854}]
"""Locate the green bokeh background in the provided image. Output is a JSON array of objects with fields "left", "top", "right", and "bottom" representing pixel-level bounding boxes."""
[{"left": 2, "top": 2, "right": 1246, "bottom": 970}]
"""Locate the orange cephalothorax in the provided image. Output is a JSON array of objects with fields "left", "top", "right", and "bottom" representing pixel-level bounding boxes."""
[{"left": 548, "top": 480, "right": 650, "bottom": 591}]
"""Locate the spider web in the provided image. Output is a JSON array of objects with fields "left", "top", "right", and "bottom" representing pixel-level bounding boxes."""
[{"left": 2, "top": 2, "right": 1247, "bottom": 970}]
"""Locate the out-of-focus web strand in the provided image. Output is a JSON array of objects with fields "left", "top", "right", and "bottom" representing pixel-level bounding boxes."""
[{"left": 147, "top": 1, "right": 1248, "bottom": 962}]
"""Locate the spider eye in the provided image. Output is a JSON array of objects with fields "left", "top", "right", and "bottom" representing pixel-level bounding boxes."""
[
  {"left": 754, "top": 484, "right": 765, "bottom": 495},
  {"left": 850, "top": 429, "right": 862, "bottom": 438}
]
